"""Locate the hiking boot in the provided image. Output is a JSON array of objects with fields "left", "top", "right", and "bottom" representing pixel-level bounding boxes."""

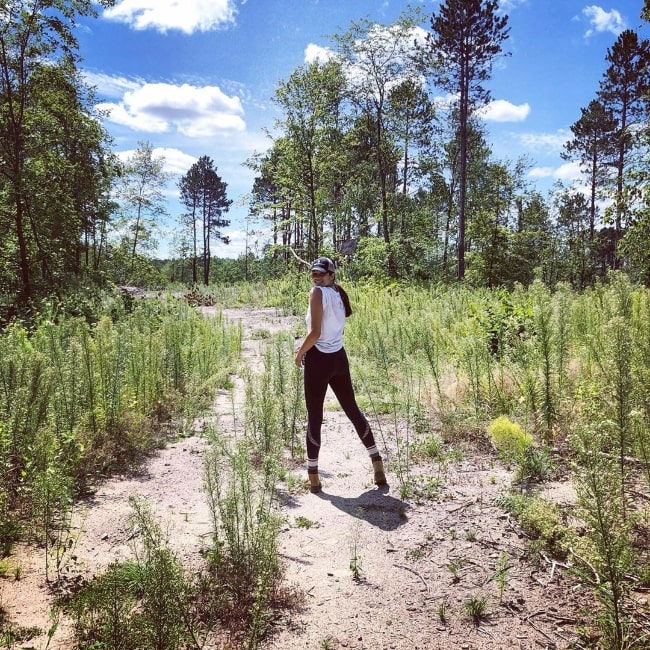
[
  {"left": 372, "top": 458, "right": 387, "bottom": 486},
  {"left": 308, "top": 469, "right": 322, "bottom": 494}
]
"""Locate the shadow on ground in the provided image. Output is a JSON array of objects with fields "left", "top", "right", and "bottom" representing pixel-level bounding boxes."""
[{"left": 316, "top": 486, "right": 410, "bottom": 531}]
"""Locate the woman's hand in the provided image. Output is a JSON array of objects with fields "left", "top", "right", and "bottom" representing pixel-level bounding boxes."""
[{"left": 294, "top": 349, "right": 305, "bottom": 368}]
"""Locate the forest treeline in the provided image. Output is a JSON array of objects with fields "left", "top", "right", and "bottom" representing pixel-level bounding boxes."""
[
  {"left": 1, "top": 0, "right": 650, "bottom": 321},
  {"left": 250, "top": 0, "right": 650, "bottom": 286}
]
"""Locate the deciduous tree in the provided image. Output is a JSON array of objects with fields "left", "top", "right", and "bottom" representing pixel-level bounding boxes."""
[
  {"left": 116, "top": 141, "right": 170, "bottom": 278},
  {"left": 333, "top": 13, "right": 424, "bottom": 271},
  {"left": 0, "top": 0, "right": 115, "bottom": 303},
  {"left": 272, "top": 58, "right": 347, "bottom": 260}
]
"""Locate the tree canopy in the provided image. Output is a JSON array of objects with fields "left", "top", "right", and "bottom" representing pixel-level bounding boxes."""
[{"left": 2, "top": 0, "right": 650, "bottom": 316}]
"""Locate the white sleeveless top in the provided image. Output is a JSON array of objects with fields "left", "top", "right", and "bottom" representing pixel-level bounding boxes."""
[{"left": 306, "top": 286, "right": 345, "bottom": 353}]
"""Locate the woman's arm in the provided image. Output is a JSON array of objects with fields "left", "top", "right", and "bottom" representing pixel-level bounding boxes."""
[{"left": 294, "top": 287, "right": 323, "bottom": 368}]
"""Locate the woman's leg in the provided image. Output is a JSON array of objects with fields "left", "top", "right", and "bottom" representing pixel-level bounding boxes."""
[
  {"left": 328, "top": 349, "right": 387, "bottom": 484},
  {"left": 303, "top": 348, "right": 334, "bottom": 492},
  {"left": 328, "top": 349, "right": 374, "bottom": 443}
]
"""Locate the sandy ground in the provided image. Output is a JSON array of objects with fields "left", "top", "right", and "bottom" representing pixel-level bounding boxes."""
[{"left": 1, "top": 306, "right": 594, "bottom": 650}]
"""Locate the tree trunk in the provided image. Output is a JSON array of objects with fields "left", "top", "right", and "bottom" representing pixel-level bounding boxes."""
[
  {"left": 192, "top": 206, "right": 198, "bottom": 285},
  {"left": 15, "top": 196, "right": 32, "bottom": 302},
  {"left": 457, "top": 70, "right": 469, "bottom": 281}
]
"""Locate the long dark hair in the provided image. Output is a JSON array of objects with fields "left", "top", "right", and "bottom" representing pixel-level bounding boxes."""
[{"left": 334, "top": 282, "right": 352, "bottom": 317}]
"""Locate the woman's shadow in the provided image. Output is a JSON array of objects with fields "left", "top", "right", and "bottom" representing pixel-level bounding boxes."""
[{"left": 315, "top": 485, "right": 409, "bottom": 531}]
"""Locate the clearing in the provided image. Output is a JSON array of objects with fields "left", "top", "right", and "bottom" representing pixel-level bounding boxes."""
[{"left": 2, "top": 306, "right": 592, "bottom": 649}]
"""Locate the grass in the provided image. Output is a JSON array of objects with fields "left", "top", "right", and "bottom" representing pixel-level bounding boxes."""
[
  {"left": 462, "top": 594, "right": 489, "bottom": 625},
  {"left": 0, "top": 294, "right": 242, "bottom": 557},
  {"left": 437, "top": 599, "right": 448, "bottom": 624},
  {"left": 6, "top": 275, "right": 650, "bottom": 645},
  {"left": 494, "top": 492, "right": 574, "bottom": 559},
  {"left": 295, "top": 516, "right": 317, "bottom": 529},
  {"left": 66, "top": 500, "right": 192, "bottom": 650}
]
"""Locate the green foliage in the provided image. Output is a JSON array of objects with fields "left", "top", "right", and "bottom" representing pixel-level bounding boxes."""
[
  {"left": 178, "top": 155, "right": 232, "bottom": 286},
  {"left": 516, "top": 445, "right": 555, "bottom": 483},
  {"left": 487, "top": 415, "right": 534, "bottom": 460},
  {"left": 351, "top": 238, "right": 392, "bottom": 281},
  {"left": 571, "top": 414, "right": 639, "bottom": 649},
  {"left": 68, "top": 560, "right": 142, "bottom": 649},
  {"left": 294, "top": 516, "right": 316, "bottom": 529},
  {"left": 0, "top": 1, "right": 119, "bottom": 307},
  {"left": 202, "top": 434, "right": 282, "bottom": 646},
  {"left": 496, "top": 492, "right": 573, "bottom": 560},
  {"left": 492, "top": 552, "right": 511, "bottom": 601},
  {"left": 7, "top": 274, "right": 650, "bottom": 645},
  {"left": 410, "top": 430, "right": 445, "bottom": 461},
  {"left": 69, "top": 431, "right": 284, "bottom": 649},
  {"left": 1, "top": 0, "right": 649, "bottom": 314},
  {"left": 487, "top": 415, "right": 554, "bottom": 482},
  {"left": 243, "top": 332, "right": 305, "bottom": 459},
  {"left": 68, "top": 499, "right": 192, "bottom": 650},
  {"left": 0, "top": 295, "right": 241, "bottom": 551},
  {"left": 462, "top": 594, "right": 490, "bottom": 625}
]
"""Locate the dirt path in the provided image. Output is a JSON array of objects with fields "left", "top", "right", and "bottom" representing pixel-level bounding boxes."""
[{"left": 1, "top": 307, "right": 589, "bottom": 650}]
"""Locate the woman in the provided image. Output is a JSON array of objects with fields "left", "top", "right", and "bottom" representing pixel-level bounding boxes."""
[{"left": 294, "top": 256, "right": 387, "bottom": 493}]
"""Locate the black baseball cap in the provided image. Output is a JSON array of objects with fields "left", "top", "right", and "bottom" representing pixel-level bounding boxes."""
[{"left": 310, "top": 257, "right": 336, "bottom": 273}]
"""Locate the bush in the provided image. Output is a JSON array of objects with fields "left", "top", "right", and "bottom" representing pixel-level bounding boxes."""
[
  {"left": 487, "top": 415, "right": 534, "bottom": 461},
  {"left": 68, "top": 499, "right": 192, "bottom": 650},
  {"left": 496, "top": 492, "right": 573, "bottom": 559}
]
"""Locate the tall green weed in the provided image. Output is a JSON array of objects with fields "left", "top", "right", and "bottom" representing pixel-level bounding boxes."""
[
  {"left": 0, "top": 297, "right": 241, "bottom": 554},
  {"left": 203, "top": 433, "right": 282, "bottom": 647},
  {"left": 68, "top": 498, "right": 193, "bottom": 650}
]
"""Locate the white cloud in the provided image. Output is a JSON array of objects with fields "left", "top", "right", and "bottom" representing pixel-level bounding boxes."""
[
  {"left": 518, "top": 130, "right": 571, "bottom": 153},
  {"left": 554, "top": 160, "right": 582, "bottom": 181},
  {"left": 98, "top": 101, "right": 169, "bottom": 132},
  {"left": 499, "top": 0, "right": 528, "bottom": 12},
  {"left": 528, "top": 166, "right": 555, "bottom": 179},
  {"left": 83, "top": 71, "right": 141, "bottom": 98},
  {"left": 104, "top": 0, "right": 237, "bottom": 34},
  {"left": 529, "top": 160, "right": 582, "bottom": 182},
  {"left": 97, "top": 82, "right": 246, "bottom": 137},
  {"left": 476, "top": 99, "right": 530, "bottom": 122},
  {"left": 304, "top": 43, "right": 336, "bottom": 65},
  {"left": 156, "top": 147, "right": 198, "bottom": 174},
  {"left": 583, "top": 5, "right": 626, "bottom": 38}
]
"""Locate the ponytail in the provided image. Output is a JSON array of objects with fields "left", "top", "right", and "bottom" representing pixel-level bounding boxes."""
[{"left": 335, "top": 283, "right": 352, "bottom": 317}]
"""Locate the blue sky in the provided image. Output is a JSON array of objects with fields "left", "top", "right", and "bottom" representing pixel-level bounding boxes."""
[{"left": 75, "top": 0, "right": 650, "bottom": 259}]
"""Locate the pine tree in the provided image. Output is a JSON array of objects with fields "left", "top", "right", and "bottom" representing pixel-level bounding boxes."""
[
  {"left": 179, "top": 156, "right": 231, "bottom": 285},
  {"left": 563, "top": 100, "right": 618, "bottom": 241},
  {"left": 423, "top": 0, "right": 510, "bottom": 280},
  {"left": 597, "top": 30, "right": 650, "bottom": 267}
]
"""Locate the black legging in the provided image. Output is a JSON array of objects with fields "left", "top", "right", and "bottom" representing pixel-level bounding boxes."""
[{"left": 303, "top": 346, "right": 377, "bottom": 461}]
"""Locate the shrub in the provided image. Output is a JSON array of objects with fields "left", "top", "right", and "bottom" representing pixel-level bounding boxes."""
[
  {"left": 487, "top": 415, "right": 534, "bottom": 461},
  {"left": 67, "top": 499, "right": 192, "bottom": 650},
  {"left": 496, "top": 492, "right": 573, "bottom": 559}
]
